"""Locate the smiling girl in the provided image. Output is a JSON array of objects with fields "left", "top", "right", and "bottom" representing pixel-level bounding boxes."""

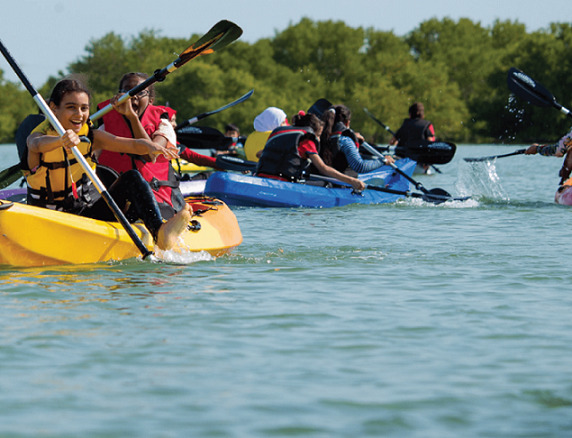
[{"left": 26, "top": 77, "right": 191, "bottom": 251}]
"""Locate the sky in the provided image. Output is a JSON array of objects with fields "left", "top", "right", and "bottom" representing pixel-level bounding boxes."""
[{"left": 1, "top": 0, "right": 571, "bottom": 86}]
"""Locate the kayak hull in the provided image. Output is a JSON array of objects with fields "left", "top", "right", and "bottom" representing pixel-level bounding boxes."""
[
  {"left": 204, "top": 158, "right": 417, "bottom": 208},
  {"left": 555, "top": 185, "right": 572, "bottom": 205},
  {"left": 0, "top": 197, "right": 242, "bottom": 268}
]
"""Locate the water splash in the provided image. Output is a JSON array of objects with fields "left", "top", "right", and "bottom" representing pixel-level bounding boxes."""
[{"left": 457, "top": 160, "right": 510, "bottom": 201}]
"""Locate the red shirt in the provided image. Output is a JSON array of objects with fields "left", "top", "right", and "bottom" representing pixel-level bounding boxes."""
[{"left": 298, "top": 139, "right": 318, "bottom": 159}]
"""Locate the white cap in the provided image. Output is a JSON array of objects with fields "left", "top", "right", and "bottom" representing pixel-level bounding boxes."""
[{"left": 253, "top": 107, "right": 287, "bottom": 132}]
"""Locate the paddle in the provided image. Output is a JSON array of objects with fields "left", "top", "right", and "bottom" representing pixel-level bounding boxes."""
[
  {"left": 175, "top": 89, "right": 254, "bottom": 131},
  {"left": 0, "top": 38, "right": 154, "bottom": 259},
  {"left": 307, "top": 173, "right": 467, "bottom": 204},
  {"left": 362, "top": 107, "right": 454, "bottom": 169},
  {"left": 307, "top": 98, "right": 333, "bottom": 117},
  {"left": 0, "top": 164, "right": 22, "bottom": 189},
  {"left": 214, "top": 154, "right": 257, "bottom": 172},
  {"left": 213, "top": 155, "right": 467, "bottom": 203},
  {"left": 507, "top": 67, "right": 572, "bottom": 118},
  {"left": 360, "top": 141, "right": 459, "bottom": 203},
  {"left": 0, "top": 21, "right": 243, "bottom": 189},
  {"left": 177, "top": 125, "right": 236, "bottom": 150},
  {"left": 90, "top": 20, "right": 243, "bottom": 121},
  {"left": 464, "top": 148, "right": 527, "bottom": 162}
]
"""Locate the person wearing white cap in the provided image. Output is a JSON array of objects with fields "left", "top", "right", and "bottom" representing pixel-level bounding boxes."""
[{"left": 244, "top": 107, "right": 288, "bottom": 161}]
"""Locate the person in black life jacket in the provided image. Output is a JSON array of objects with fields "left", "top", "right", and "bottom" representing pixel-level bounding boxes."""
[
  {"left": 319, "top": 104, "right": 394, "bottom": 176},
  {"left": 389, "top": 102, "right": 435, "bottom": 172},
  {"left": 256, "top": 112, "right": 366, "bottom": 191},
  {"left": 25, "top": 78, "right": 192, "bottom": 251},
  {"left": 96, "top": 72, "right": 186, "bottom": 220}
]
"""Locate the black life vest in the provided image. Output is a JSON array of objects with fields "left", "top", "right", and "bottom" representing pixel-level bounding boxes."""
[
  {"left": 256, "top": 126, "right": 318, "bottom": 182},
  {"left": 395, "top": 118, "right": 432, "bottom": 145},
  {"left": 325, "top": 122, "right": 359, "bottom": 172}
]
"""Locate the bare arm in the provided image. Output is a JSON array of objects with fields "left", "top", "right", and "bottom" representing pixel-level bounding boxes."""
[
  {"left": 26, "top": 129, "right": 80, "bottom": 170},
  {"left": 91, "top": 129, "right": 179, "bottom": 162},
  {"left": 308, "top": 154, "right": 365, "bottom": 191}
]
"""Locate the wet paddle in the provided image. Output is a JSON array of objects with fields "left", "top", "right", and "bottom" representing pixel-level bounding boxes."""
[
  {"left": 360, "top": 141, "right": 460, "bottom": 203},
  {"left": 0, "top": 38, "right": 154, "bottom": 260},
  {"left": 507, "top": 67, "right": 572, "bottom": 118},
  {"left": 307, "top": 173, "right": 468, "bottom": 204},
  {"left": 464, "top": 148, "right": 527, "bottom": 162},
  {"left": 175, "top": 89, "right": 254, "bottom": 131},
  {"left": 91, "top": 20, "right": 243, "bottom": 121}
]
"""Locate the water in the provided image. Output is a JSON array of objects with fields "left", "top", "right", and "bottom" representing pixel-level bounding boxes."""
[{"left": 1, "top": 143, "right": 572, "bottom": 437}]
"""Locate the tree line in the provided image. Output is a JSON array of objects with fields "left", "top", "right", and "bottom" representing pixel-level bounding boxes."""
[{"left": 1, "top": 17, "right": 571, "bottom": 145}]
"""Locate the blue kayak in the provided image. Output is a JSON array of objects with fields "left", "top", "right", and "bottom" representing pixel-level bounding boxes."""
[{"left": 204, "top": 158, "right": 418, "bottom": 208}]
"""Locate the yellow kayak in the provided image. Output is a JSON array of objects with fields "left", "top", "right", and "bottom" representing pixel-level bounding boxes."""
[
  {"left": 0, "top": 197, "right": 242, "bottom": 268},
  {"left": 173, "top": 159, "right": 213, "bottom": 174}
]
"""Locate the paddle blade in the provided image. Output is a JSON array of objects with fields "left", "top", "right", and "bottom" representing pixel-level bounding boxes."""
[
  {"left": 215, "top": 155, "right": 257, "bottom": 172},
  {"left": 176, "top": 20, "right": 242, "bottom": 68},
  {"left": 177, "top": 125, "right": 234, "bottom": 150},
  {"left": 0, "top": 164, "right": 23, "bottom": 189},
  {"left": 507, "top": 67, "right": 556, "bottom": 108},
  {"left": 395, "top": 141, "right": 456, "bottom": 165},
  {"left": 307, "top": 98, "right": 333, "bottom": 117}
]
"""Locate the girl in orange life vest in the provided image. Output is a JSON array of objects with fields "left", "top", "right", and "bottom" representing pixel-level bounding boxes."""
[
  {"left": 320, "top": 104, "right": 394, "bottom": 175},
  {"left": 96, "top": 72, "right": 185, "bottom": 220},
  {"left": 26, "top": 78, "right": 192, "bottom": 251},
  {"left": 257, "top": 112, "right": 366, "bottom": 192}
]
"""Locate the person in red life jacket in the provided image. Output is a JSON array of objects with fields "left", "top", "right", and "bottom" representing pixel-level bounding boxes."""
[
  {"left": 319, "top": 104, "right": 394, "bottom": 176},
  {"left": 256, "top": 112, "right": 365, "bottom": 191},
  {"left": 96, "top": 72, "right": 186, "bottom": 220},
  {"left": 25, "top": 77, "right": 191, "bottom": 251},
  {"left": 389, "top": 102, "right": 435, "bottom": 172}
]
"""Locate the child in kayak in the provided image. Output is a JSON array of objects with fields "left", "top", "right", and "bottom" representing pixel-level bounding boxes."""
[
  {"left": 26, "top": 77, "right": 192, "bottom": 251},
  {"left": 320, "top": 104, "right": 394, "bottom": 175},
  {"left": 256, "top": 112, "right": 366, "bottom": 191},
  {"left": 96, "top": 72, "right": 186, "bottom": 220}
]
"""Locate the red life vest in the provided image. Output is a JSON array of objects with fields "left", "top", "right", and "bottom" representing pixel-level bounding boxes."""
[{"left": 96, "top": 101, "right": 183, "bottom": 217}]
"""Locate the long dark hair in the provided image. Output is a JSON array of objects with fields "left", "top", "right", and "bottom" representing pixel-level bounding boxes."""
[
  {"left": 291, "top": 112, "right": 324, "bottom": 134},
  {"left": 319, "top": 104, "right": 351, "bottom": 165},
  {"left": 49, "top": 76, "right": 91, "bottom": 106}
]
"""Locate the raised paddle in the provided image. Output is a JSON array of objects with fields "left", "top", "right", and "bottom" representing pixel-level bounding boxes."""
[
  {"left": 175, "top": 89, "right": 254, "bottom": 131},
  {"left": 464, "top": 148, "right": 527, "bottom": 162},
  {"left": 360, "top": 141, "right": 460, "bottom": 203},
  {"left": 507, "top": 67, "right": 572, "bottom": 118},
  {"left": 91, "top": 20, "right": 243, "bottom": 121},
  {"left": 0, "top": 21, "right": 243, "bottom": 189},
  {"left": 307, "top": 173, "right": 468, "bottom": 204},
  {"left": 0, "top": 38, "right": 154, "bottom": 260}
]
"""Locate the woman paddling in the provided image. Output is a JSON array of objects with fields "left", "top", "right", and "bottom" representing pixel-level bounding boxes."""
[
  {"left": 256, "top": 112, "right": 365, "bottom": 191},
  {"left": 25, "top": 77, "right": 192, "bottom": 251},
  {"left": 96, "top": 72, "right": 186, "bottom": 220},
  {"left": 319, "top": 104, "right": 394, "bottom": 176}
]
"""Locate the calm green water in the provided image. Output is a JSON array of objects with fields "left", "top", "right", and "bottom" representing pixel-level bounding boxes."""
[{"left": 1, "top": 144, "right": 572, "bottom": 437}]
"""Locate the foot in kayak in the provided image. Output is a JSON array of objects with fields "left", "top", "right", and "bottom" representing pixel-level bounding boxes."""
[{"left": 156, "top": 204, "right": 193, "bottom": 250}]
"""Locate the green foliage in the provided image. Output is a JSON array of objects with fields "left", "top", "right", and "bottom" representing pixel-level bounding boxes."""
[{"left": 1, "top": 17, "right": 571, "bottom": 145}]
